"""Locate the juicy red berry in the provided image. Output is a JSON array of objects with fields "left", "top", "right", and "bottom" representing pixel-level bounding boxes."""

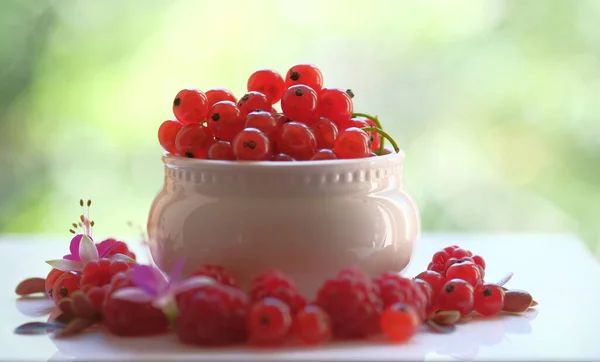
[
  {"left": 205, "top": 88, "right": 237, "bottom": 108},
  {"left": 285, "top": 64, "right": 323, "bottom": 93},
  {"left": 158, "top": 119, "right": 184, "bottom": 154},
  {"left": 364, "top": 118, "right": 381, "bottom": 152},
  {"left": 248, "top": 297, "right": 292, "bottom": 346},
  {"left": 232, "top": 128, "right": 271, "bottom": 161},
  {"left": 445, "top": 260, "right": 481, "bottom": 287},
  {"left": 98, "top": 238, "right": 137, "bottom": 260},
  {"left": 86, "top": 285, "right": 109, "bottom": 313},
  {"left": 104, "top": 294, "right": 169, "bottom": 336},
  {"left": 427, "top": 262, "right": 446, "bottom": 276},
  {"left": 272, "top": 153, "right": 296, "bottom": 161},
  {"left": 442, "top": 245, "right": 460, "bottom": 255},
  {"left": 452, "top": 247, "right": 470, "bottom": 259},
  {"left": 81, "top": 259, "right": 130, "bottom": 293},
  {"left": 374, "top": 272, "right": 428, "bottom": 321},
  {"left": 474, "top": 284, "right": 505, "bottom": 316},
  {"left": 276, "top": 122, "right": 317, "bottom": 161},
  {"left": 175, "top": 124, "right": 215, "bottom": 159},
  {"left": 444, "top": 257, "right": 458, "bottom": 272},
  {"left": 294, "top": 304, "right": 332, "bottom": 345},
  {"left": 52, "top": 272, "right": 82, "bottom": 303},
  {"left": 431, "top": 250, "right": 450, "bottom": 265},
  {"left": 472, "top": 255, "right": 486, "bottom": 270},
  {"left": 415, "top": 270, "right": 445, "bottom": 299},
  {"left": 207, "top": 140, "right": 235, "bottom": 160},
  {"left": 380, "top": 303, "right": 420, "bottom": 343},
  {"left": 281, "top": 85, "right": 318, "bottom": 123},
  {"left": 237, "top": 91, "right": 271, "bottom": 115},
  {"left": 245, "top": 110, "right": 279, "bottom": 141},
  {"left": 189, "top": 264, "right": 238, "bottom": 288},
  {"left": 315, "top": 267, "right": 382, "bottom": 339},
  {"left": 176, "top": 284, "right": 248, "bottom": 346},
  {"left": 311, "top": 117, "right": 338, "bottom": 149},
  {"left": 207, "top": 100, "right": 245, "bottom": 142},
  {"left": 414, "top": 278, "right": 433, "bottom": 314},
  {"left": 173, "top": 88, "right": 209, "bottom": 124},
  {"left": 316, "top": 88, "right": 353, "bottom": 126},
  {"left": 247, "top": 69, "right": 285, "bottom": 104},
  {"left": 333, "top": 127, "right": 371, "bottom": 159},
  {"left": 310, "top": 149, "right": 337, "bottom": 160},
  {"left": 45, "top": 268, "right": 65, "bottom": 299},
  {"left": 249, "top": 269, "right": 306, "bottom": 314},
  {"left": 436, "top": 278, "right": 475, "bottom": 317}
]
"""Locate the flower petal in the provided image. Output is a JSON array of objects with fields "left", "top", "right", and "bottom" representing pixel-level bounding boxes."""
[
  {"left": 46, "top": 259, "right": 82, "bottom": 272},
  {"left": 111, "top": 287, "right": 154, "bottom": 303},
  {"left": 69, "top": 235, "right": 83, "bottom": 256},
  {"left": 62, "top": 254, "right": 79, "bottom": 261},
  {"left": 98, "top": 240, "right": 122, "bottom": 259},
  {"left": 168, "top": 258, "right": 186, "bottom": 285},
  {"left": 170, "top": 276, "right": 216, "bottom": 295},
  {"left": 109, "top": 253, "right": 136, "bottom": 264},
  {"left": 78, "top": 235, "right": 99, "bottom": 263},
  {"left": 131, "top": 265, "right": 161, "bottom": 296}
]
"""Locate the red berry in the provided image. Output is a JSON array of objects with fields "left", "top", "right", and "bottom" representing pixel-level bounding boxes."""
[
  {"left": 249, "top": 269, "right": 306, "bottom": 314},
  {"left": 444, "top": 257, "right": 458, "bottom": 272},
  {"left": 205, "top": 88, "right": 237, "bottom": 108},
  {"left": 188, "top": 264, "right": 238, "bottom": 288},
  {"left": 310, "top": 149, "right": 337, "bottom": 160},
  {"left": 445, "top": 260, "right": 481, "bottom": 287},
  {"left": 442, "top": 245, "right": 460, "bottom": 255},
  {"left": 374, "top": 272, "right": 428, "bottom": 321},
  {"left": 311, "top": 117, "right": 338, "bottom": 149},
  {"left": 276, "top": 122, "right": 317, "bottom": 161},
  {"left": 428, "top": 262, "right": 446, "bottom": 276},
  {"left": 52, "top": 272, "right": 82, "bottom": 303},
  {"left": 316, "top": 88, "right": 353, "bottom": 126},
  {"left": 364, "top": 118, "right": 381, "bottom": 152},
  {"left": 474, "top": 284, "right": 505, "bottom": 316},
  {"left": 294, "top": 305, "right": 331, "bottom": 345},
  {"left": 104, "top": 295, "right": 169, "bottom": 336},
  {"left": 245, "top": 110, "right": 279, "bottom": 141},
  {"left": 315, "top": 267, "right": 382, "bottom": 339},
  {"left": 415, "top": 270, "right": 445, "bottom": 299},
  {"left": 207, "top": 100, "right": 245, "bottom": 142},
  {"left": 45, "top": 268, "right": 65, "bottom": 299},
  {"left": 413, "top": 278, "right": 434, "bottom": 313},
  {"left": 452, "top": 247, "right": 470, "bottom": 259},
  {"left": 98, "top": 238, "right": 137, "bottom": 260},
  {"left": 285, "top": 64, "right": 323, "bottom": 92},
  {"left": 248, "top": 297, "right": 292, "bottom": 346},
  {"left": 175, "top": 124, "right": 215, "bottom": 159},
  {"left": 86, "top": 285, "right": 109, "bottom": 313},
  {"left": 247, "top": 69, "right": 285, "bottom": 104},
  {"left": 436, "top": 279, "right": 475, "bottom": 317},
  {"left": 81, "top": 259, "right": 130, "bottom": 293},
  {"left": 431, "top": 250, "right": 450, "bottom": 265},
  {"left": 158, "top": 119, "right": 183, "bottom": 154},
  {"left": 173, "top": 88, "right": 209, "bottom": 124},
  {"left": 206, "top": 140, "right": 235, "bottom": 160},
  {"left": 232, "top": 128, "right": 271, "bottom": 161},
  {"left": 472, "top": 255, "right": 486, "bottom": 270},
  {"left": 237, "top": 91, "right": 271, "bottom": 115},
  {"left": 333, "top": 127, "right": 371, "bottom": 159},
  {"left": 380, "top": 303, "right": 420, "bottom": 343},
  {"left": 281, "top": 85, "right": 318, "bottom": 123},
  {"left": 272, "top": 153, "right": 296, "bottom": 161},
  {"left": 176, "top": 284, "right": 248, "bottom": 346}
]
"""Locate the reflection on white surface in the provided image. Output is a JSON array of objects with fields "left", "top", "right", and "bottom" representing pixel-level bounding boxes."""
[{"left": 2, "top": 234, "right": 600, "bottom": 361}]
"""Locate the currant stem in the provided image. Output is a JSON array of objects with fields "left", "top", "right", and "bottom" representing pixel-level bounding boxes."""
[
  {"left": 352, "top": 113, "right": 385, "bottom": 154},
  {"left": 361, "top": 127, "right": 400, "bottom": 154}
]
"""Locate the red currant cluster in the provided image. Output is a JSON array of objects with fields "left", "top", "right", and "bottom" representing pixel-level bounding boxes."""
[{"left": 158, "top": 64, "right": 399, "bottom": 161}]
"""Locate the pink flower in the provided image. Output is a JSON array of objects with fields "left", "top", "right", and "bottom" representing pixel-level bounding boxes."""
[{"left": 62, "top": 235, "right": 123, "bottom": 261}]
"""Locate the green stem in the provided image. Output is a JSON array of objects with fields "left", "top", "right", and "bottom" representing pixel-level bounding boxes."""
[
  {"left": 352, "top": 113, "right": 385, "bottom": 154},
  {"left": 361, "top": 127, "right": 400, "bottom": 154}
]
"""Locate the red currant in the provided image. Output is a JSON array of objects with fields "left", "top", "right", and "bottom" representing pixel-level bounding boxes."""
[
  {"left": 52, "top": 272, "right": 82, "bottom": 303},
  {"left": 311, "top": 117, "right": 338, "bottom": 150},
  {"left": 474, "top": 284, "right": 505, "bottom": 316},
  {"left": 444, "top": 257, "right": 458, "bottom": 272},
  {"left": 427, "top": 262, "right": 446, "bottom": 276},
  {"left": 436, "top": 279, "right": 475, "bottom": 317},
  {"left": 442, "top": 245, "right": 460, "bottom": 255},
  {"left": 285, "top": 64, "right": 323, "bottom": 92},
  {"left": 333, "top": 127, "right": 371, "bottom": 159},
  {"left": 175, "top": 124, "right": 215, "bottom": 159},
  {"left": 272, "top": 153, "right": 295, "bottom": 161},
  {"left": 445, "top": 260, "right": 481, "bottom": 287},
  {"left": 247, "top": 69, "right": 285, "bottom": 104},
  {"left": 172, "top": 89, "right": 209, "bottom": 124},
  {"left": 281, "top": 85, "right": 318, "bottom": 123},
  {"left": 205, "top": 88, "right": 237, "bottom": 108},
  {"left": 207, "top": 100, "right": 245, "bottom": 142},
  {"left": 452, "top": 247, "right": 470, "bottom": 259},
  {"left": 248, "top": 297, "right": 292, "bottom": 346},
  {"left": 316, "top": 88, "right": 353, "bottom": 126},
  {"left": 364, "top": 119, "right": 381, "bottom": 152},
  {"left": 472, "top": 255, "right": 486, "bottom": 270},
  {"left": 232, "top": 128, "right": 271, "bottom": 161},
  {"left": 245, "top": 110, "right": 279, "bottom": 140},
  {"left": 415, "top": 270, "right": 445, "bottom": 299},
  {"left": 431, "top": 250, "right": 451, "bottom": 265},
  {"left": 45, "top": 268, "right": 65, "bottom": 299},
  {"left": 380, "top": 303, "right": 419, "bottom": 343},
  {"left": 310, "top": 149, "right": 337, "bottom": 160},
  {"left": 237, "top": 91, "right": 271, "bottom": 115},
  {"left": 207, "top": 140, "right": 235, "bottom": 160},
  {"left": 158, "top": 119, "right": 183, "bottom": 154},
  {"left": 294, "top": 305, "right": 331, "bottom": 345},
  {"left": 276, "top": 122, "right": 317, "bottom": 161}
]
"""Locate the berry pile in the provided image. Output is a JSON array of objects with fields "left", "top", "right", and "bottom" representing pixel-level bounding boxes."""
[{"left": 157, "top": 64, "right": 400, "bottom": 161}]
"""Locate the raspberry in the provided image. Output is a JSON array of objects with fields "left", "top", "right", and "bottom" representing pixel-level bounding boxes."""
[
  {"left": 188, "top": 264, "right": 238, "bottom": 288},
  {"left": 374, "top": 272, "right": 428, "bottom": 321},
  {"left": 315, "top": 267, "right": 382, "bottom": 339},
  {"left": 249, "top": 269, "right": 306, "bottom": 314},
  {"left": 293, "top": 305, "right": 332, "bottom": 345},
  {"left": 176, "top": 284, "right": 248, "bottom": 346},
  {"left": 80, "top": 258, "right": 130, "bottom": 293},
  {"left": 103, "top": 295, "right": 170, "bottom": 336}
]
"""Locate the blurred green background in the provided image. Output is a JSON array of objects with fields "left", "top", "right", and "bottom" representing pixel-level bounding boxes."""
[{"left": 1, "top": 0, "right": 599, "bottom": 257}]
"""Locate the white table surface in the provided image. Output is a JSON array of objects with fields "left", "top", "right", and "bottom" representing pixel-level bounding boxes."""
[{"left": 1, "top": 233, "right": 599, "bottom": 361}]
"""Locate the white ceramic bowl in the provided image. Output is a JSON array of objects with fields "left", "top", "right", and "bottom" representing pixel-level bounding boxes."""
[{"left": 146, "top": 151, "right": 420, "bottom": 297}]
